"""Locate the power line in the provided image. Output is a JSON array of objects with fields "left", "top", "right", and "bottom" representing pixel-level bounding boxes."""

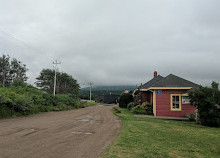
[{"left": 0, "top": 29, "right": 44, "bottom": 54}]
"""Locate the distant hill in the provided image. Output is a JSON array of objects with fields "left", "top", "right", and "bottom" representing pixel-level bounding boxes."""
[
  {"left": 81, "top": 85, "right": 137, "bottom": 91},
  {"left": 80, "top": 85, "right": 137, "bottom": 100}
]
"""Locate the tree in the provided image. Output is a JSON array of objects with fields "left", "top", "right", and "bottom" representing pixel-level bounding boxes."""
[
  {"left": 36, "top": 69, "right": 80, "bottom": 95},
  {"left": 56, "top": 72, "right": 79, "bottom": 94},
  {"left": 0, "top": 54, "right": 11, "bottom": 87},
  {"left": 189, "top": 81, "right": 220, "bottom": 127},
  {"left": 0, "top": 54, "right": 28, "bottom": 87},
  {"left": 118, "top": 92, "right": 133, "bottom": 108},
  {"left": 10, "top": 58, "right": 28, "bottom": 81},
  {"left": 35, "top": 69, "right": 54, "bottom": 94}
]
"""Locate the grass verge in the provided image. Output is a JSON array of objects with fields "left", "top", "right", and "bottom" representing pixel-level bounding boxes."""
[{"left": 101, "top": 107, "right": 220, "bottom": 158}]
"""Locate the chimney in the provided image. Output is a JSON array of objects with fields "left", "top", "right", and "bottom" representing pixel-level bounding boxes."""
[{"left": 154, "top": 71, "right": 157, "bottom": 78}]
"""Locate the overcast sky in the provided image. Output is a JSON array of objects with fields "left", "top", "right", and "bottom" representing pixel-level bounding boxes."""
[{"left": 0, "top": 0, "right": 220, "bottom": 87}]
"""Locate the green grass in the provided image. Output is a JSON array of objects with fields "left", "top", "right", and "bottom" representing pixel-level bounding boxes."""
[{"left": 101, "top": 108, "right": 220, "bottom": 158}]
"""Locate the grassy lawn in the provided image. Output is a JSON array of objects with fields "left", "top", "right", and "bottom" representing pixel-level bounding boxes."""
[{"left": 101, "top": 108, "right": 220, "bottom": 158}]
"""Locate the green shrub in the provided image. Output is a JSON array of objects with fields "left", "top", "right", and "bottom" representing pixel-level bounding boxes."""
[
  {"left": 143, "top": 102, "right": 153, "bottom": 115},
  {"left": 0, "top": 107, "right": 12, "bottom": 118},
  {"left": 13, "top": 95, "right": 33, "bottom": 114},
  {"left": 10, "top": 82, "right": 45, "bottom": 105},
  {"left": 131, "top": 102, "right": 153, "bottom": 115},
  {"left": 118, "top": 93, "right": 133, "bottom": 108},
  {"left": 43, "top": 94, "right": 77, "bottom": 107},
  {"left": 30, "top": 106, "right": 41, "bottom": 114},
  {"left": 0, "top": 88, "right": 33, "bottom": 114},
  {"left": 127, "top": 102, "right": 136, "bottom": 110},
  {"left": 42, "top": 94, "right": 57, "bottom": 106},
  {"left": 0, "top": 88, "right": 16, "bottom": 108},
  {"left": 55, "top": 94, "right": 77, "bottom": 106},
  {"left": 131, "top": 105, "right": 147, "bottom": 114},
  {"left": 56, "top": 104, "right": 71, "bottom": 111},
  {"left": 186, "top": 113, "right": 195, "bottom": 121},
  {"left": 11, "top": 79, "right": 27, "bottom": 87},
  {"left": 189, "top": 82, "right": 220, "bottom": 127},
  {"left": 75, "top": 101, "right": 96, "bottom": 109},
  {"left": 0, "top": 85, "right": 90, "bottom": 119}
]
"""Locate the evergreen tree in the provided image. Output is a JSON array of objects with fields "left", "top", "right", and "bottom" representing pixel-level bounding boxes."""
[
  {"left": 36, "top": 69, "right": 79, "bottom": 95},
  {"left": 0, "top": 54, "right": 12, "bottom": 87},
  {"left": 10, "top": 58, "right": 28, "bottom": 81},
  {"left": 0, "top": 54, "right": 28, "bottom": 87}
]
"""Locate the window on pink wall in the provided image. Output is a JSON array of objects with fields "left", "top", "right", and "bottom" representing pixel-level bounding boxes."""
[{"left": 170, "top": 94, "right": 182, "bottom": 111}]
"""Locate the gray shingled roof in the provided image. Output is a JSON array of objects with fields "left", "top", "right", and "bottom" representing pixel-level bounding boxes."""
[
  {"left": 140, "top": 75, "right": 164, "bottom": 89},
  {"left": 140, "top": 74, "right": 199, "bottom": 89},
  {"left": 152, "top": 74, "right": 199, "bottom": 88}
]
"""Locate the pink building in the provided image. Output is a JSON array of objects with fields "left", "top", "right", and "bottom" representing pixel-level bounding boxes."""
[{"left": 133, "top": 72, "right": 199, "bottom": 117}]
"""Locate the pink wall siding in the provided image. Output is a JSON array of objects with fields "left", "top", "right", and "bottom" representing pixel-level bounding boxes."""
[{"left": 156, "top": 90, "right": 196, "bottom": 117}]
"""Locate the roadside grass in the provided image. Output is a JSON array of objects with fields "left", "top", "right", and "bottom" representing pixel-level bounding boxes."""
[{"left": 101, "top": 107, "right": 220, "bottom": 158}]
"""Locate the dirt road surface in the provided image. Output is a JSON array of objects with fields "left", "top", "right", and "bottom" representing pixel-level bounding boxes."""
[{"left": 0, "top": 104, "right": 121, "bottom": 158}]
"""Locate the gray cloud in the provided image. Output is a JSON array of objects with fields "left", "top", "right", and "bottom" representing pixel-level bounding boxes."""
[{"left": 0, "top": 0, "right": 220, "bottom": 87}]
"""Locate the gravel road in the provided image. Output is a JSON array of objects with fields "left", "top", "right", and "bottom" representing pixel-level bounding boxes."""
[{"left": 0, "top": 104, "right": 121, "bottom": 158}]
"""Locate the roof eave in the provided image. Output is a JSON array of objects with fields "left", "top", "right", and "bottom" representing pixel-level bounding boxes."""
[{"left": 139, "top": 87, "right": 193, "bottom": 91}]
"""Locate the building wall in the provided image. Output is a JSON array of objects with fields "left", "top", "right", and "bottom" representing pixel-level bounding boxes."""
[
  {"left": 141, "top": 91, "right": 153, "bottom": 104},
  {"left": 156, "top": 89, "right": 196, "bottom": 117}
]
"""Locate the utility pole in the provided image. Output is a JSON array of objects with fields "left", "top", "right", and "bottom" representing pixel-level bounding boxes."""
[
  {"left": 88, "top": 82, "right": 94, "bottom": 102},
  {"left": 53, "top": 60, "right": 61, "bottom": 96}
]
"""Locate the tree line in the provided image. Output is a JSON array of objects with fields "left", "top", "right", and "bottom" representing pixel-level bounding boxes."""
[
  {"left": 0, "top": 54, "right": 79, "bottom": 94},
  {"left": 0, "top": 54, "right": 85, "bottom": 118}
]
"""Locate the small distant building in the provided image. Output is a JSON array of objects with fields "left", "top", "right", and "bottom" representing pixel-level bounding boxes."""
[
  {"left": 97, "top": 94, "right": 119, "bottom": 104},
  {"left": 133, "top": 71, "right": 199, "bottom": 117}
]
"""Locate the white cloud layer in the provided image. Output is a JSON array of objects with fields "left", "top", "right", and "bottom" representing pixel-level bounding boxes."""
[{"left": 0, "top": 0, "right": 220, "bottom": 87}]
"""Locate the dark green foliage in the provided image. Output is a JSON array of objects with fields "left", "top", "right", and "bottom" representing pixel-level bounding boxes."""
[
  {"left": 13, "top": 95, "right": 33, "bottom": 114},
  {"left": 57, "top": 72, "right": 79, "bottom": 95},
  {"left": 186, "top": 113, "right": 195, "bottom": 121},
  {"left": 118, "top": 93, "right": 133, "bottom": 108},
  {"left": 131, "top": 105, "right": 147, "bottom": 114},
  {"left": 0, "top": 56, "right": 92, "bottom": 119},
  {"left": 42, "top": 93, "right": 57, "bottom": 106},
  {"left": 0, "top": 87, "right": 33, "bottom": 115},
  {"left": 10, "top": 80, "right": 45, "bottom": 105},
  {"left": 10, "top": 58, "right": 28, "bottom": 81},
  {"left": 36, "top": 69, "right": 80, "bottom": 95},
  {"left": 0, "top": 54, "right": 28, "bottom": 87},
  {"left": 127, "top": 102, "right": 136, "bottom": 110},
  {"left": 0, "top": 107, "right": 13, "bottom": 118},
  {"left": 35, "top": 69, "right": 54, "bottom": 93},
  {"left": 0, "top": 54, "right": 11, "bottom": 87},
  {"left": 55, "top": 94, "right": 77, "bottom": 106},
  {"left": 11, "top": 78, "right": 27, "bottom": 87},
  {"left": 42, "top": 93, "right": 77, "bottom": 106},
  {"left": 0, "top": 83, "right": 86, "bottom": 118},
  {"left": 131, "top": 102, "right": 153, "bottom": 115},
  {"left": 145, "top": 103, "right": 153, "bottom": 115},
  {"left": 189, "top": 81, "right": 220, "bottom": 127}
]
